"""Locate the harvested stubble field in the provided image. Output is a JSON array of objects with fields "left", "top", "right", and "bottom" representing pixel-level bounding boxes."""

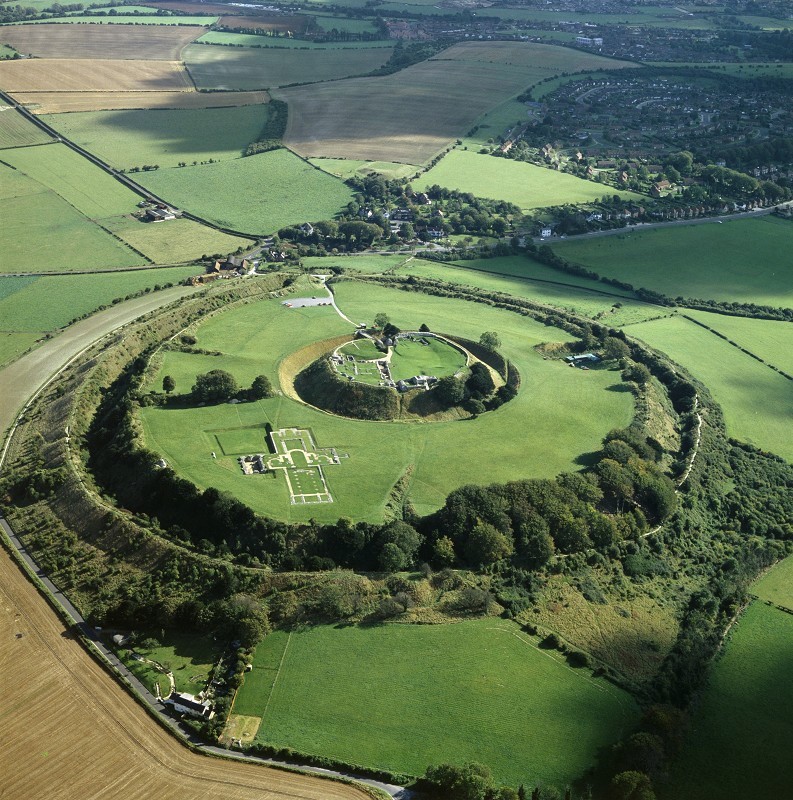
[
  {"left": 0, "top": 23, "right": 207, "bottom": 60},
  {"left": 17, "top": 89, "right": 269, "bottom": 114},
  {"left": 183, "top": 43, "right": 392, "bottom": 90},
  {"left": 276, "top": 58, "right": 535, "bottom": 163},
  {"left": 0, "top": 544, "right": 370, "bottom": 800},
  {"left": 0, "top": 105, "right": 53, "bottom": 148},
  {"left": 41, "top": 105, "right": 270, "bottom": 170},
  {"left": 0, "top": 59, "right": 193, "bottom": 93}
]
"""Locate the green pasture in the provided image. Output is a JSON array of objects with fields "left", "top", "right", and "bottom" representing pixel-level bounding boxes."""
[
  {"left": 303, "top": 254, "right": 413, "bottom": 274},
  {"left": 135, "top": 149, "right": 354, "bottom": 236},
  {"left": 464, "top": 98, "right": 531, "bottom": 148},
  {"left": 116, "top": 631, "right": 219, "bottom": 698},
  {"left": 234, "top": 620, "right": 637, "bottom": 787},
  {"left": 389, "top": 336, "right": 467, "bottom": 381},
  {"left": 183, "top": 42, "right": 391, "bottom": 90},
  {"left": 752, "top": 556, "right": 793, "bottom": 609},
  {"left": 213, "top": 425, "right": 270, "bottom": 456},
  {"left": 338, "top": 339, "right": 381, "bottom": 359},
  {"left": 41, "top": 105, "right": 270, "bottom": 171},
  {"left": 104, "top": 217, "right": 252, "bottom": 264},
  {"left": 685, "top": 309, "right": 793, "bottom": 376},
  {"left": 309, "top": 158, "right": 419, "bottom": 180},
  {"left": 552, "top": 217, "right": 793, "bottom": 308},
  {"left": 0, "top": 43, "right": 17, "bottom": 58},
  {"left": 628, "top": 315, "right": 793, "bottom": 462},
  {"left": 648, "top": 61, "right": 793, "bottom": 79},
  {"left": 0, "top": 108, "right": 53, "bottom": 149},
  {"left": 139, "top": 279, "right": 634, "bottom": 522},
  {"left": 666, "top": 602, "right": 793, "bottom": 800},
  {"left": 0, "top": 142, "right": 141, "bottom": 219},
  {"left": 314, "top": 14, "right": 378, "bottom": 33},
  {"left": 0, "top": 161, "right": 145, "bottom": 273},
  {"left": 414, "top": 150, "right": 640, "bottom": 210},
  {"left": 196, "top": 32, "right": 393, "bottom": 48}
]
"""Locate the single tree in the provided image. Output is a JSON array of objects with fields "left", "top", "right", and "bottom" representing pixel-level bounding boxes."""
[
  {"left": 249, "top": 375, "right": 273, "bottom": 400},
  {"left": 374, "top": 312, "right": 389, "bottom": 330},
  {"left": 162, "top": 375, "right": 175, "bottom": 394},
  {"left": 603, "top": 336, "right": 630, "bottom": 361},
  {"left": 192, "top": 370, "right": 238, "bottom": 403},
  {"left": 479, "top": 331, "right": 501, "bottom": 351}
]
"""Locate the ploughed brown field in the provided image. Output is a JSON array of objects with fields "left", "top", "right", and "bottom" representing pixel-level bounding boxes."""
[
  {"left": 0, "top": 59, "right": 194, "bottom": 93},
  {"left": 0, "top": 23, "right": 207, "bottom": 61},
  {"left": 0, "top": 543, "right": 370, "bottom": 800},
  {"left": 16, "top": 90, "right": 270, "bottom": 114}
]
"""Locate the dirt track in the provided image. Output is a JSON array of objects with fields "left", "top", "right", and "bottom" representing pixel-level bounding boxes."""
[{"left": 0, "top": 543, "right": 369, "bottom": 800}]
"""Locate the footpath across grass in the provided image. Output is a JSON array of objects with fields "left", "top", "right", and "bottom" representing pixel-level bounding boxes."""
[{"left": 236, "top": 619, "right": 637, "bottom": 788}]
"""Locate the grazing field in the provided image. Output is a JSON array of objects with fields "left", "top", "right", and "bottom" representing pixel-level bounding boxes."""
[
  {"left": 309, "top": 157, "right": 418, "bottom": 179},
  {"left": 139, "top": 279, "right": 634, "bottom": 522},
  {"left": 135, "top": 148, "right": 355, "bottom": 234},
  {"left": 0, "top": 545, "right": 369, "bottom": 800},
  {"left": 0, "top": 58, "right": 193, "bottom": 93},
  {"left": 183, "top": 43, "right": 391, "bottom": 90},
  {"left": 276, "top": 57, "right": 538, "bottom": 163},
  {"left": 18, "top": 89, "right": 269, "bottom": 114},
  {"left": 685, "top": 309, "right": 793, "bottom": 375},
  {"left": 649, "top": 61, "right": 793, "bottom": 79},
  {"left": 415, "top": 150, "right": 641, "bottom": 209},
  {"left": 197, "top": 32, "right": 394, "bottom": 48},
  {"left": 628, "top": 315, "right": 793, "bottom": 462},
  {"left": 233, "top": 620, "right": 637, "bottom": 787},
  {"left": 552, "top": 217, "right": 793, "bottom": 308},
  {"left": 314, "top": 14, "right": 379, "bottom": 33},
  {"left": 665, "top": 602, "right": 793, "bottom": 800},
  {"left": 105, "top": 217, "right": 251, "bottom": 263},
  {"left": 0, "top": 267, "right": 198, "bottom": 367},
  {"left": 752, "top": 555, "right": 793, "bottom": 608},
  {"left": 1, "top": 142, "right": 142, "bottom": 218},
  {"left": 0, "top": 23, "right": 206, "bottom": 60},
  {"left": 0, "top": 106, "right": 53, "bottom": 148},
  {"left": 0, "top": 160, "right": 145, "bottom": 273},
  {"left": 389, "top": 335, "right": 468, "bottom": 381},
  {"left": 41, "top": 105, "right": 270, "bottom": 169}
]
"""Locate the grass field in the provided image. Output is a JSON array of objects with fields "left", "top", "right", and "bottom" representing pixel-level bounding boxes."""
[
  {"left": 649, "top": 61, "right": 793, "bottom": 79},
  {"left": 388, "top": 335, "right": 467, "bottom": 381},
  {"left": 41, "top": 105, "right": 270, "bottom": 170},
  {"left": 233, "top": 620, "right": 637, "bottom": 787},
  {"left": 139, "top": 279, "right": 634, "bottom": 522},
  {"left": 685, "top": 309, "right": 793, "bottom": 376},
  {"left": 314, "top": 13, "right": 378, "bottom": 33},
  {"left": 551, "top": 217, "right": 793, "bottom": 308},
  {"left": 0, "top": 106, "right": 53, "bottom": 148},
  {"left": 19, "top": 89, "right": 269, "bottom": 114},
  {"left": 135, "top": 149, "right": 354, "bottom": 235},
  {"left": 628, "top": 314, "right": 793, "bottom": 462},
  {"left": 415, "top": 149, "right": 641, "bottom": 210},
  {"left": 196, "top": 32, "right": 394, "bottom": 48},
  {"left": 752, "top": 555, "right": 793, "bottom": 609},
  {"left": 21, "top": 14, "right": 218, "bottom": 24},
  {"left": 309, "top": 158, "right": 419, "bottom": 180},
  {"left": 183, "top": 43, "right": 391, "bottom": 90},
  {"left": 0, "top": 267, "right": 198, "bottom": 366},
  {"left": 665, "top": 602, "right": 793, "bottom": 800},
  {"left": 0, "top": 58, "right": 193, "bottom": 92},
  {"left": 0, "top": 159, "right": 145, "bottom": 273},
  {"left": 0, "top": 23, "right": 206, "bottom": 60}
]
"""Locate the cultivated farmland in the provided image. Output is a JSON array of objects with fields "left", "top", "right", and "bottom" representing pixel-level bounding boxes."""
[
  {"left": 552, "top": 216, "right": 793, "bottom": 308},
  {"left": 665, "top": 602, "right": 793, "bottom": 800},
  {"left": 233, "top": 621, "right": 637, "bottom": 787},
  {"left": 135, "top": 148, "right": 355, "bottom": 234},
  {"left": 0, "top": 105, "right": 53, "bottom": 148},
  {"left": 0, "top": 23, "right": 207, "bottom": 60},
  {"left": 17, "top": 89, "right": 269, "bottom": 114},
  {"left": 41, "top": 105, "right": 271, "bottom": 169},
  {"left": 0, "top": 58, "right": 193, "bottom": 93},
  {"left": 183, "top": 43, "right": 392, "bottom": 90},
  {"left": 139, "top": 279, "right": 633, "bottom": 522},
  {"left": 628, "top": 314, "right": 793, "bottom": 462},
  {"left": 0, "top": 545, "right": 369, "bottom": 800},
  {"left": 415, "top": 149, "right": 641, "bottom": 210}
]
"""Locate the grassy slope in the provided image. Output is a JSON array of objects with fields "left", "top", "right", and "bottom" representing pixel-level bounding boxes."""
[
  {"left": 309, "top": 158, "right": 419, "bottom": 179},
  {"left": 235, "top": 620, "right": 637, "bottom": 787},
  {"left": 40, "top": 105, "right": 270, "bottom": 170},
  {"left": 136, "top": 149, "right": 354, "bottom": 235},
  {"left": 415, "top": 150, "right": 640, "bottom": 209},
  {"left": 0, "top": 160, "right": 146, "bottom": 273},
  {"left": 0, "top": 107, "right": 53, "bottom": 148},
  {"left": 139, "top": 280, "right": 633, "bottom": 522},
  {"left": 183, "top": 43, "right": 391, "bottom": 90},
  {"left": 666, "top": 602, "right": 793, "bottom": 800},
  {"left": 627, "top": 314, "right": 793, "bottom": 462},
  {"left": 388, "top": 336, "right": 467, "bottom": 382},
  {"left": 752, "top": 555, "right": 793, "bottom": 608},
  {"left": 0, "top": 267, "right": 197, "bottom": 366},
  {"left": 551, "top": 217, "right": 793, "bottom": 308}
]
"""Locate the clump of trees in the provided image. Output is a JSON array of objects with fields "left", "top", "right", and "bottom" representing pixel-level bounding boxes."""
[{"left": 144, "top": 370, "right": 274, "bottom": 407}]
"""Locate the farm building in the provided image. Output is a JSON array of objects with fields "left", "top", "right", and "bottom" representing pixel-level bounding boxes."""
[
  {"left": 145, "top": 205, "right": 181, "bottom": 222},
  {"left": 166, "top": 692, "right": 214, "bottom": 719},
  {"left": 565, "top": 353, "right": 600, "bottom": 365}
]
